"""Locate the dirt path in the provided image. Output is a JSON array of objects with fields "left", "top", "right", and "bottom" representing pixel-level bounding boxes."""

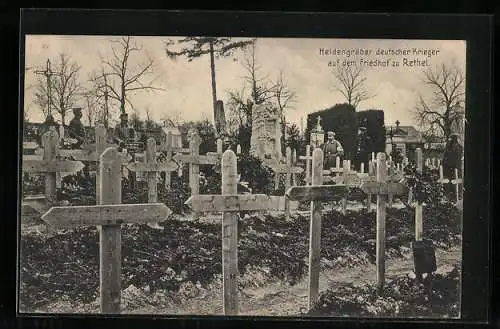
[{"left": 126, "top": 246, "right": 461, "bottom": 316}]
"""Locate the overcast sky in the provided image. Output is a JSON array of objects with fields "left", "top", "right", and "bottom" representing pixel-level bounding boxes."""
[{"left": 24, "top": 35, "right": 466, "bottom": 128}]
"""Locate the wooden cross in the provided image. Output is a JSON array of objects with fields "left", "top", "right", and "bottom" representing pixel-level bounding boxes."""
[
  {"left": 359, "top": 153, "right": 407, "bottom": 293},
  {"left": 285, "top": 148, "right": 349, "bottom": 310},
  {"left": 299, "top": 145, "right": 312, "bottom": 186},
  {"left": 127, "top": 138, "right": 179, "bottom": 204},
  {"left": 451, "top": 168, "right": 463, "bottom": 205},
  {"left": 41, "top": 147, "right": 172, "bottom": 314},
  {"left": 184, "top": 150, "right": 286, "bottom": 315},
  {"left": 414, "top": 148, "right": 423, "bottom": 241},
  {"left": 157, "top": 132, "right": 190, "bottom": 189},
  {"left": 173, "top": 129, "right": 219, "bottom": 196},
  {"left": 264, "top": 147, "right": 304, "bottom": 190},
  {"left": 22, "top": 130, "right": 85, "bottom": 207}
]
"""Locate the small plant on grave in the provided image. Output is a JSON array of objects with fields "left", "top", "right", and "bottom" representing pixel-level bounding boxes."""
[
  {"left": 402, "top": 163, "right": 448, "bottom": 207},
  {"left": 199, "top": 153, "right": 274, "bottom": 195},
  {"left": 157, "top": 173, "right": 192, "bottom": 214}
]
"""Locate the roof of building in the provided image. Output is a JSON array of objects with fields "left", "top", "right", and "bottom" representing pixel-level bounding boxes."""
[{"left": 385, "top": 125, "right": 424, "bottom": 143}]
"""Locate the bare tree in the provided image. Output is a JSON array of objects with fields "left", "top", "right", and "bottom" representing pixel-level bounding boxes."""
[
  {"left": 332, "top": 65, "right": 372, "bottom": 108},
  {"left": 161, "top": 110, "right": 184, "bottom": 127},
  {"left": 241, "top": 42, "right": 276, "bottom": 106},
  {"left": 33, "top": 54, "right": 83, "bottom": 124},
  {"left": 94, "top": 36, "right": 164, "bottom": 118},
  {"left": 82, "top": 90, "right": 99, "bottom": 128},
  {"left": 413, "top": 63, "right": 465, "bottom": 139},
  {"left": 165, "top": 37, "right": 255, "bottom": 125}
]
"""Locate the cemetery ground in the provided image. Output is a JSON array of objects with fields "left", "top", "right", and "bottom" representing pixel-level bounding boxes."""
[{"left": 19, "top": 173, "right": 462, "bottom": 318}]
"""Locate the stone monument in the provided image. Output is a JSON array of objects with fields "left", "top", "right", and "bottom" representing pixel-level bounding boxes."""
[{"left": 250, "top": 103, "right": 282, "bottom": 161}]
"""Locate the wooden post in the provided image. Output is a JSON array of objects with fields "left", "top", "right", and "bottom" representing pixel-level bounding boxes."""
[
  {"left": 42, "top": 131, "right": 58, "bottom": 206},
  {"left": 285, "top": 147, "right": 292, "bottom": 219},
  {"left": 300, "top": 145, "right": 311, "bottom": 186},
  {"left": 341, "top": 160, "right": 349, "bottom": 214},
  {"left": 221, "top": 150, "right": 239, "bottom": 315},
  {"left": 452, "top": 168, "right": 463, "bottom": 205},
  {"left": 95, "top": 125, "right": 107, "bottom": 203},
  {"left": 367, "top": 160, "right": 374, "bottom": 211},
  {"left": 189, "top": 129, "right": 201, "bottom": 196},
  {"left": 376, "top": 152, "right": 387, "bottom": 293},
  {"left": 164, "top": 132, "right": 173, "bottom": 189},
  {"left": 360, "top": 162, "right": 365, "bottom": 174},
  {"left": 415, "top": 148, "right": 423, "bottom": 241},
  {"left": 99, "top": 148, "right": 122, "bottom": 314},
  {"left": 308, "top": 148, "right": 323, "bottom": 309},
  {"left": 217, "top": 139, "right": 224, "bottom": 155},
  {"left": 146, "top": 139, "right": 158, "bottom": 202},
  {"left": 236, "top": 143, "right": 241, "bottom": 155},
  {"left": 292, "top": 149, "right": 297, "bottom": 186}
]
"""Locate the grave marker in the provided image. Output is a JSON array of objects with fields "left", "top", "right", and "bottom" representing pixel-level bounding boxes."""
[
  {"left": 22, "top": 130, "right": 85, "bottom": 206},
  {"left": 360, "top": 153, "right": 407, "bottom": 292},
  {"left": 41, "top": 147, "right": 172, "bottom": 314}
]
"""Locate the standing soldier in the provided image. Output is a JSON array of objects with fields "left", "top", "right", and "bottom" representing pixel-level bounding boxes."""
[
  {"left": 321, "top": 131, "right": 344, "bottom": 170},
  {"left": 67, "top": 107, "right": 86, "bottom": 149},
  {"left": 113, "top": 112, "right": 130, "bottom": 151}
]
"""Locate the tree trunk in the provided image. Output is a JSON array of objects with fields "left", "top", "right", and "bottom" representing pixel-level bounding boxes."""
[{"left": 209, "top": 42, "right": 217, "bottom": 125}]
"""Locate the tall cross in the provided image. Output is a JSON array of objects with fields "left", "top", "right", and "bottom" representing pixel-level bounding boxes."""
[
  {"left": 41, "top": 147, "right": 172, "bottom": 314},
  {"left": 185, "top": 150, "right": 287, "bottom": 315},
  {"left": 359, "top": 153, "right": 407, "bottom": 293},
  {"left": 34, "top": 59, "right": 53, "bottom": 116}
]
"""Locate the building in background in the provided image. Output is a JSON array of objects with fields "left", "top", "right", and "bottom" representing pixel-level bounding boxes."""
[{"left": 385, "top": 121, "right": 424, "bottom": 160}]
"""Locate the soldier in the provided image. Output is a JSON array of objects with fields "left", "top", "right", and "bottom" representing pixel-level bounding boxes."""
[
  {"left": 67, "top": 107, "right": 85, "bottom": 148},
  {"left": 113, "top": 112, "right": 130, "bottom": 150},
  {"left": 321, "top": 131, "right": 344, "bottom": 170}
]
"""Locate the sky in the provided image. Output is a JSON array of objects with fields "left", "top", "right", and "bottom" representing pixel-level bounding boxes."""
[{"left": 23, "top": 35, "right": 466, "bottom": 129}]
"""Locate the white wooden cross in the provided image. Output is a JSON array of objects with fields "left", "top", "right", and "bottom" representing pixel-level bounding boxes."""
[
  {"left": 41, "top": 147, "right": 172, "bottom": 314},
  {"left": 22, "top": 130, "right": 85, "bottom": 209},
  {"left": 451, "top": 168, "right": 463, "bottom": 205},
  {"left": 286, "top": 149, "right": 352, "bottom": 310},
  {"left": 264, "top": 148, "right": 304, "bottom": 190},
  {"left": 173, "top": 129, "right": 219, "bottom": 196},
  {"left": 359, "top": 153, "right": 407, "bottom": 293},
  {"left": 184, "top": 150, "right": 286, "bottom": 315},
  {"left": 299, "top": 145, "right": 312, "bottom": 186},
  {"left": 127, "top": 137, "right": 179, "bottom": 205}
]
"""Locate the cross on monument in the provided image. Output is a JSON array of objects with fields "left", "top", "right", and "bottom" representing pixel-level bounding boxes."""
[
  {"left": 41, "top": 147, "right": 172, "bottom": 314},
  {"left": 184, "top": 150, "right": 287, "bottom": 315}
]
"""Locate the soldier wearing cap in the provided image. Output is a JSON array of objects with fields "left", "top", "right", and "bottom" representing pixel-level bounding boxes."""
[
  {"left": 321, "top": 131, "right": 344, "bottom": 169},
  {"left": 68, "top": 107, "right": 85, "bottom": 148},
  {"left": 113, "top": 112, "right": 130, "bottom": 150}
]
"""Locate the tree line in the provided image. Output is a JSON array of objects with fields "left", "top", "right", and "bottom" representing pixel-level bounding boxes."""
[{"left": 26, "top": 36, "right": 465, "bottom": 144}]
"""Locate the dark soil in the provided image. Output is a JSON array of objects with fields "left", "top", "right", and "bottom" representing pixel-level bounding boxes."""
[
  {"left": 19, "top": 202, "right": 461, "bottom": 312},
  {"left": 308, "top": 265, "right": 461, "bottom": 318}
]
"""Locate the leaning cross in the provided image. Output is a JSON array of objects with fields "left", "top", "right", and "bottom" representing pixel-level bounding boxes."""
[
  {"left": 359, "top": 153, "right": 407, "bottom": 293},
  {"left": 41, "top": 147, "right": 172, "bottom": 314},
  {"left": 285, "top": 148, "right": 350, "bottom": 310},
  {"left": 22, "top": 130, "right": 85, "bottom": 207},
  {"left": 184, "top": 150, "right": 286, "bottom": 315}
]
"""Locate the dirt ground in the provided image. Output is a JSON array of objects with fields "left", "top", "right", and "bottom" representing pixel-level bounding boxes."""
[{"left": 31, "top": 246, "right": 461, "bottom": 317}]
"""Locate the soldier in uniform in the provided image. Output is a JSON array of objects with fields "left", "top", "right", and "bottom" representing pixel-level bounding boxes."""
[
  {"left": 321, "top": 131, "right": 344, "bottom": 170},
  {"left": 113, "top": 112, "right": 130, "bottom": 151},
  {"left": 67, "top": 107, "right": 85, "bottom": 148}
]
